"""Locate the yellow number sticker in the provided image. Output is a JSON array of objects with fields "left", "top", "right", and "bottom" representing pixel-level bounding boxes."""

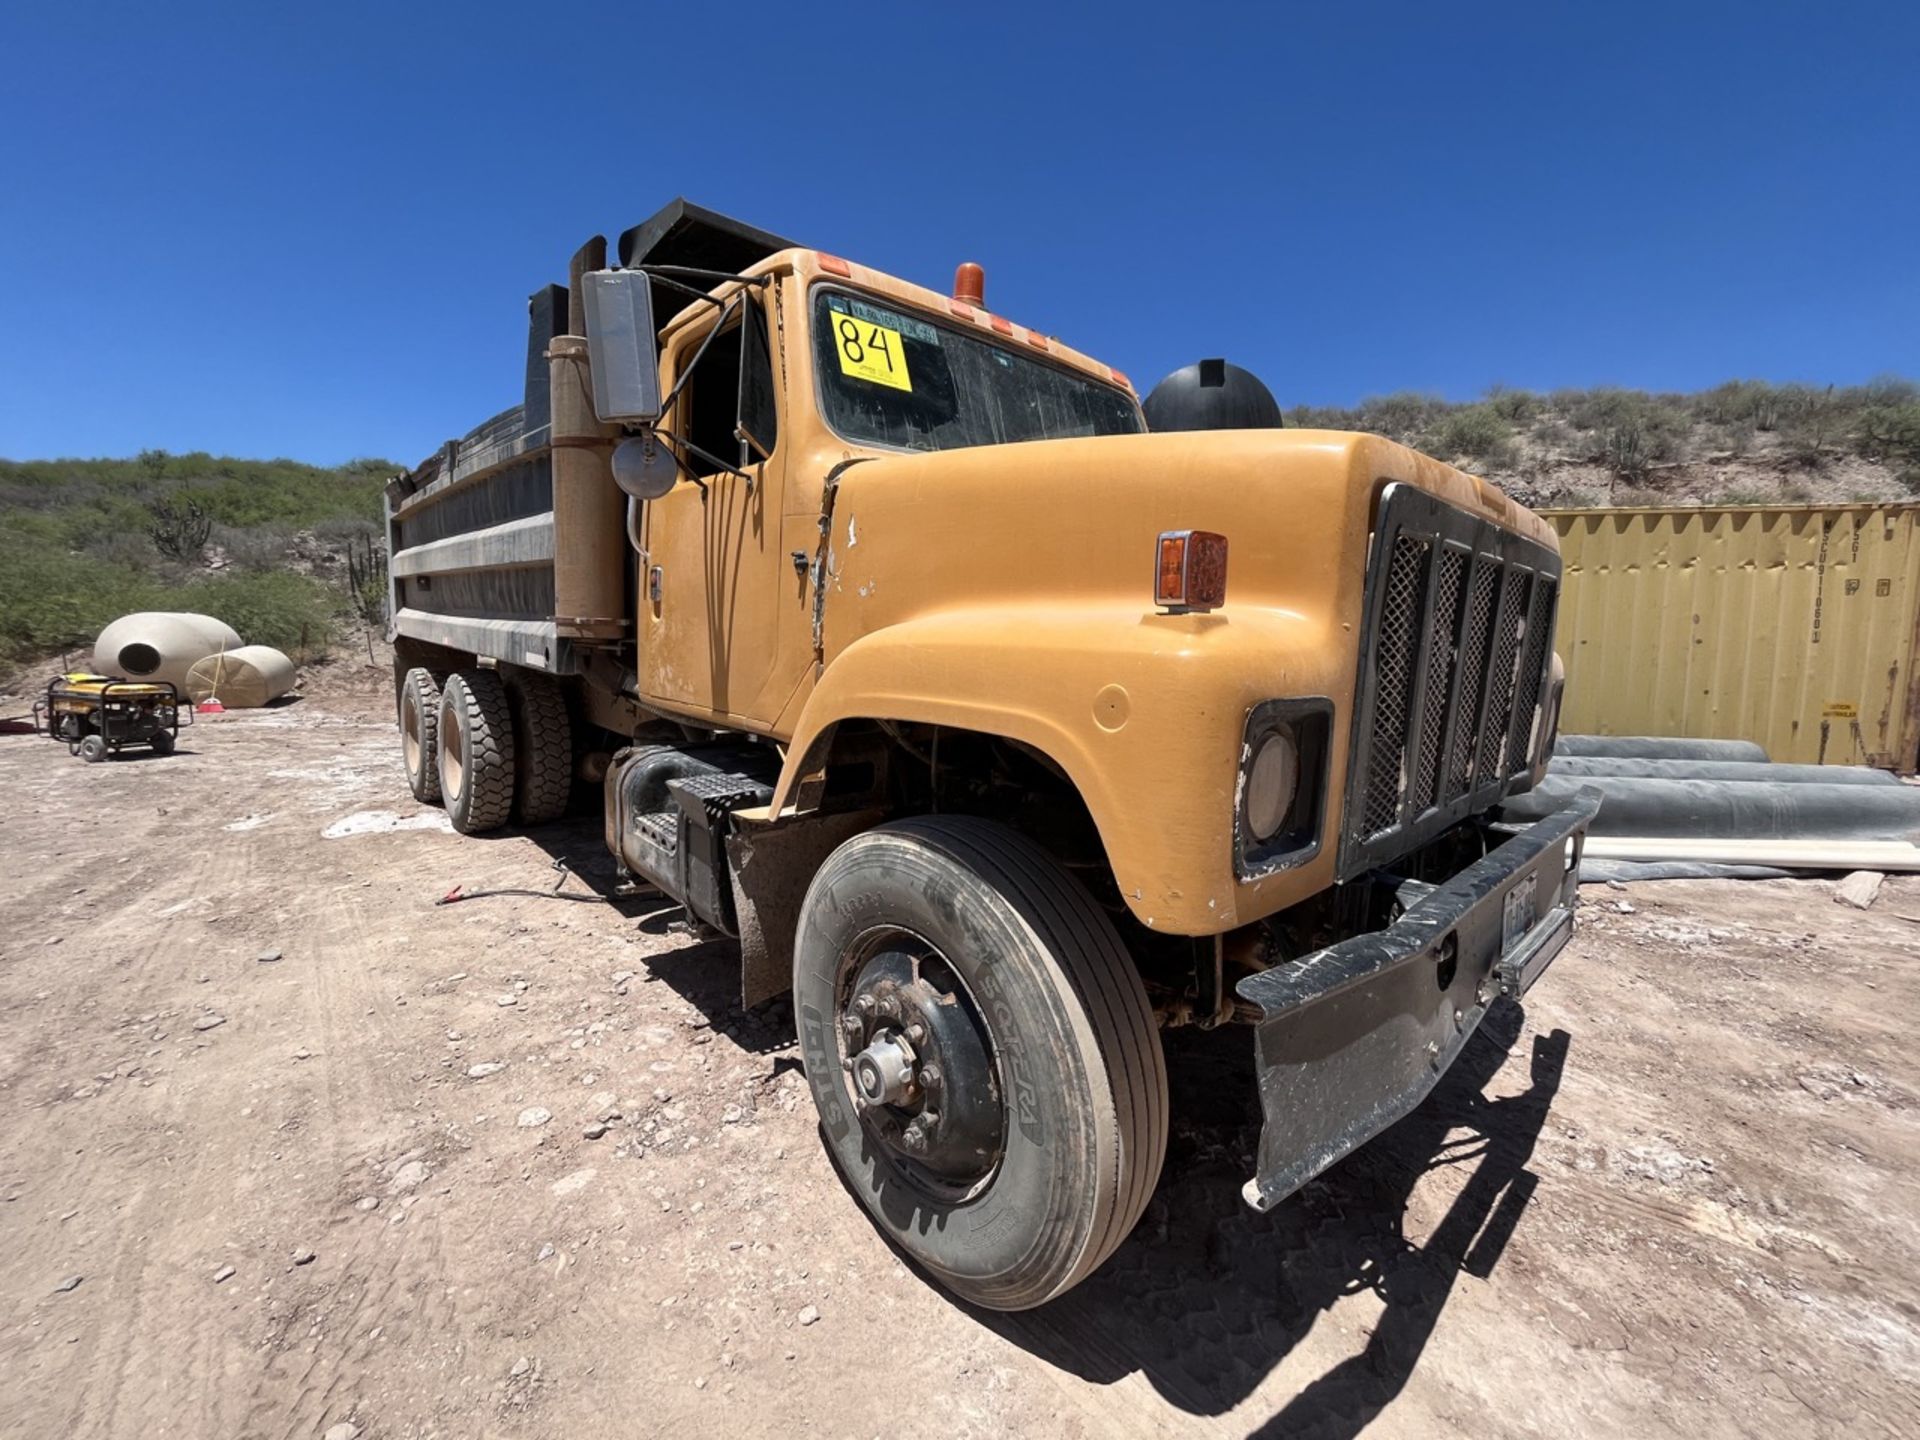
[{"left": 830, "top": 310, "right": 912, "bottom": 392}]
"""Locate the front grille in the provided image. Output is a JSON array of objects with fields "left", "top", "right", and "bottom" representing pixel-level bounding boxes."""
[{"left": 1340, "top": 483, "right": 1561, "bottom": 879}]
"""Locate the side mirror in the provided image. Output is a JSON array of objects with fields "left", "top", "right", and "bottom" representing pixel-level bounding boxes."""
[
  {"left": 611, "top": 432, "right": 680, "bottom": 501},
  {"left": 581, "top": 270, "right": 660, "bottom": 423}
]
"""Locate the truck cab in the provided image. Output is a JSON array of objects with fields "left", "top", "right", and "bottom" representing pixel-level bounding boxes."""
[{"left": 384, "top": 199, "right": 1590, "bottom": 1312}]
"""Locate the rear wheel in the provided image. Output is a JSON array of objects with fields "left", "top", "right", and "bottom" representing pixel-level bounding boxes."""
[
  {"left": 149, "top": 731, "right": 175, "bottom": 756},
  {"left": 398, "top": 667, "right": 444, "bottom": 803},
  {"left": 507, "top": 671, "right": 572, "bottom": 824},
  {"left": 793, "top": 815, "right": 1167, "bottom": 1311},
  {"left": 78, "top": 734, "right": 109, "bottom": 764},
  {"left": 437, "top": 670, "right": 515, "bottom": 834}
]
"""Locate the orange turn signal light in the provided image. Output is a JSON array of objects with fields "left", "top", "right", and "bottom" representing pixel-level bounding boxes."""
[{"left": 1154, "top": 530, "right": 1228, "bottom": 612}]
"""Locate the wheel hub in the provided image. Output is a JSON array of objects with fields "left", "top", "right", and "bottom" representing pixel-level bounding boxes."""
[
  {"left": 850, "top": 1032, "right": 917, "bottom": 1107},
  {"left": 841, "top": 941, "right": 1004, "bottom": 1192}
]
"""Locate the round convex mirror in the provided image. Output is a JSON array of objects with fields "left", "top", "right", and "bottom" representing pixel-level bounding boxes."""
[{"left": 611, "top": 434, "right": 681, "bottom": 500}]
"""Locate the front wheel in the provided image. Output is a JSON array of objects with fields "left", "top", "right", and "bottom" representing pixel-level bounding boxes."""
[
  {"left": 78, "top": 734, "right": 109, "bottom": 763},
  {"left": 793, "top": 816, "right": 1167, "bottom": 1311}
]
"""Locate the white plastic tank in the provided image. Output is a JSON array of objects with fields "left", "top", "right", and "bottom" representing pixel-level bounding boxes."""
[
  {"left": 185, "top": 645, "right": 296, "bottom": 707},
  {"left": 92, "top": 612, "right": 244, "bottom": 692}
]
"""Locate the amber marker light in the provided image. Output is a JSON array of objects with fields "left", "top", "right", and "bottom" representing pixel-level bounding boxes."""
[
  {"left": 1154, "top": 530, "right": 1228, "bottom": 613},
  {"left": 953, "top": 261, "right": 986, "bottom": 309}
]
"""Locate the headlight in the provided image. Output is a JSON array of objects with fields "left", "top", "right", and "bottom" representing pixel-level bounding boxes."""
[
  {"left": 1245, "top": 726, "right": 1299, "bottom": 842},
  {"left": 1236, "top": 698, "right": 1331, "bottom": 879}
]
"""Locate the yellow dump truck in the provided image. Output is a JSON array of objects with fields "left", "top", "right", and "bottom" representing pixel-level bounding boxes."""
[{"left": 385, "top": 199, "right": 1591, "bottom": 1311}]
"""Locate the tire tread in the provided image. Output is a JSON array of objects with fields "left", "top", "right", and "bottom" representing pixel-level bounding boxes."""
[
  {"left": 441, "top": 670, "right": 515, "bottom": 833},
  {"left": 873, "top": 815, "right": 1168, "bottom": 1307},
  {"left": 508, "top": 672, "right": 572, "bottom": 824},
  {"left": 400, "top": 667, "right": 443, "bottom": 804}
]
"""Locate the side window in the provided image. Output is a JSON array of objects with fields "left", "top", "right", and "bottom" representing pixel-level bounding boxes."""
[{"left": 680, "top": 297, "right": 778, "bottom": 478}]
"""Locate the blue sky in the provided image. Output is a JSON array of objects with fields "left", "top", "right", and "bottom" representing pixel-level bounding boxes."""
[{"left": 2, "top": 1, "right": 1914, "bottom": 466}]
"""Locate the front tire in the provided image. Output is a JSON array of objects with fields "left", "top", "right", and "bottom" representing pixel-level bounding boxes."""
[
  {"left": 437, "top": 670, "right": 515, "bottom": 834},
  {"left": 794, "top": 816, "right": 1167, "bottom": 1311},
  {"left": 78, "top": 734, "right": 109, "bottom": 764},
  {"left": 149, "top": 731, "right": 175, "bottom": 756}
]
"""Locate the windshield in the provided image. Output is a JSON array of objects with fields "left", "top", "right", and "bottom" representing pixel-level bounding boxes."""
[{"left": 813, "top": 288, "right": 1142, "bottom": 452}]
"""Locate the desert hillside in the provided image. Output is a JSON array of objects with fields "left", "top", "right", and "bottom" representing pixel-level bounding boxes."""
[
  {"left": 0, "top": 451, "right": 397, "bottom": 675},
  {"left": 1290, "top": 377, "right": 1920, "bottom": 510},
  {"left": 5, "top": 378, "right": 1916, "bottom": 675}
]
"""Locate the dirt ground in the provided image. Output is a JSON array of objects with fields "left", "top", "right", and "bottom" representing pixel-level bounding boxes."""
[{"left": 2, "top": 676, "right": 1918, "bottom": 1440}]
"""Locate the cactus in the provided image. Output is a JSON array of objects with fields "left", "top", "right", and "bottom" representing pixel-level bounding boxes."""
[
  {"left": 147, "top": 495, "right": 213, "bottom": 560},
  {"left": 343, "top": 532, "right": 387, "bottom": 662}
]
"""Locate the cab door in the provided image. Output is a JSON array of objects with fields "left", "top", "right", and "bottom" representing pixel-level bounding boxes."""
[{"left": 638, "top": 288, "right": 789, "bottom": 725}]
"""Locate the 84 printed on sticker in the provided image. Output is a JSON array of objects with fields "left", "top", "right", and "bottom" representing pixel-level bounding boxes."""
[{"left": 829, "top": 309, "right": 913, "bottom": 392}]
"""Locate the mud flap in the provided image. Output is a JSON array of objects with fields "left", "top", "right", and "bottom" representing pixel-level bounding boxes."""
[
  {"left": 1235, "top": 787, "right": 1600, "bottom": 1212},
  {"left": 728, "top": 809, "right": 882, "bottom": 1008}
]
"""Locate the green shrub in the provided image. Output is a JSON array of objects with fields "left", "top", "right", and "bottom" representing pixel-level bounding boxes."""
[
  {"left": 175, "top": 571, "right": 339, "bottom": 657},
  {"left": 1854, "top": 402, "right": 1920, "bottom": 463},
  {"left": 1425, "top": 405, "right": 1512, "bottom": 462},
  {"left": 1485, "top": 386, "right": 1540, "bottom": 423},
  {"left": 0, "top": 451, "right": 391, "bottom": 670},
  {"left": 1356, "top": 392, "right": 1448, "bottom": 443}
]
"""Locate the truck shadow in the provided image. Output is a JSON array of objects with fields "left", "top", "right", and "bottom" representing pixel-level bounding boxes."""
[
  {"left": 523, "top": 812, "right": 1568, "bottom": 1430},
  {"left": 975, "top": 1006, "right": 1569, "bottom": 1432},
  {"left": 520, "top": 815, "right": 798, "bottom": 1056}
]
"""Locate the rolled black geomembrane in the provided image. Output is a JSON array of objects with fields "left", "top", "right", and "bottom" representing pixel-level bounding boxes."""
[
  {"left": 1502, "top": 773, "right": 1920, "bottom": 841},
  {"left": 1554, "top": 735, "right": 1770, "bottom": 763},
  {"left": 1549, "top": 756, "right": 1900, "bottom": 787}
]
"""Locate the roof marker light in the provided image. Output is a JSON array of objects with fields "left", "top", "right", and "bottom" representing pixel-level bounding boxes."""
[
  {"left": 817, "top": 253, "right": 852, "bottom": 277},
  {"left": 953, "top": 262, "right": 985, "bottom": 309}
]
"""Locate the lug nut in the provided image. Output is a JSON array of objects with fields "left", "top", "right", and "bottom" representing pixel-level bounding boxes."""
[
  {"left": 876, "top": 996, "right": 899, "bottom": 1020},
  {"left": 906, "top": 1022, "right": 926, "bottom": 1043},
  {"left": 841, "top": 1015, "right": 864, "bottom": 1045},
  {"left": 918, "top": 1063, "right": 942, "bottom": 1090},
  {"left": 854, "top": 995, "right": 875, "bottom": 1017},
  {"left": 901, "top": 1123, "right": 928, "bottom": 1154}
]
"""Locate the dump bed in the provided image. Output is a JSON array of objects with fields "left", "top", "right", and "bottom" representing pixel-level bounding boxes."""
[{"left": 383, "top": 200, "right": 795, "bottom": 677}]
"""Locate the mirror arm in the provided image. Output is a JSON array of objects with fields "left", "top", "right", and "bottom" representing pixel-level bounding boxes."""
[{"left": 651, "top": 425, "right": 749, "bottom": 484}]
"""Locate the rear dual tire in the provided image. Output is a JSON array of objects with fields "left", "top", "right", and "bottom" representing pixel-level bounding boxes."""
[
  {"left": 402, "top": 666, "right": 574, "bottom": 833},
  {"left": 399, "top": 668, "right": 444, "bottom": 803},
  {"left": 437, "top": 670, "right": 516, "bottom": 834},
  {"left": 506, "top": 671, "right": 572, "bottom": 825}
]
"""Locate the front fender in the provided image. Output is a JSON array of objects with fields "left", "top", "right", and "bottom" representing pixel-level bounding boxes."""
[{"left": 774, "top": 603, "right": 1356, "bottom": 933}]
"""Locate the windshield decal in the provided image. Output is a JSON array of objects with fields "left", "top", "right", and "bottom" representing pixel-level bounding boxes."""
[
  {"left": 832, "top": 295, "right": 939, "bottom": 346},
  {"left": 829, "top": 306, "right": 913, "bottom": 393}
]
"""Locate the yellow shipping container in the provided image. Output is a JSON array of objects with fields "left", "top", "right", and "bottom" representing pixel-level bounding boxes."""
[{"left": 1546, "top": 504, "right": 1920, "bottom": 771}]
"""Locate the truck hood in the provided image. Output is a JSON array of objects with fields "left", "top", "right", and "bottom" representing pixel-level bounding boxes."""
[{"left": 819, "top": 428, "right": 1555, "bottom": 633}]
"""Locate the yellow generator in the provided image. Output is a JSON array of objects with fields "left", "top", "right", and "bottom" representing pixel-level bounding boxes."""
[{"left": 32, "top": 673, "right": 188, "bottom": 761}]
